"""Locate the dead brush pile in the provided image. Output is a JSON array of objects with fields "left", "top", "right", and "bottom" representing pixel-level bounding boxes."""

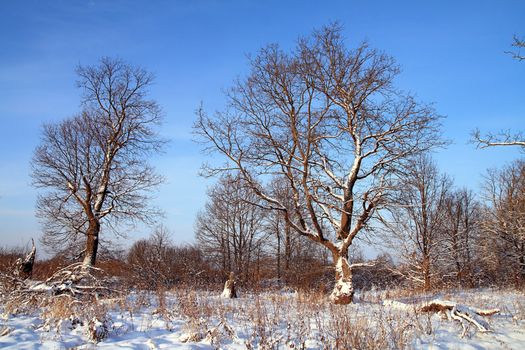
[{"left": 0, "top": 262, "right": 121, "bottom": 342}]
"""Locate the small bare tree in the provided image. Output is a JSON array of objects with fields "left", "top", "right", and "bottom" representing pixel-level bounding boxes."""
[
  {"left": 32, "top": 57, "right": 164, "bottom": 267},
  {"left": 480, "top": 160, "right": 525, "bottom": 285},
  {"left": 128, "top": 226, "right": 176, "bottom": 289},
  {"left": 194, "top": 24, "right": 443, "bottom": 303},
  {"left": 195, "top": 174, "right": 268, "bottom": 283},
  {"left": 438, "top": 188, "right": 480, "bottom": 286},
  {"left": 382, "top": 155, "right": 451, "bottom": 291},
  {"left": 264, "top": 177, "right": 331, "bottom": 287},
  {"left": 264, "top": 176, "right": 301, "bottom": 283}
]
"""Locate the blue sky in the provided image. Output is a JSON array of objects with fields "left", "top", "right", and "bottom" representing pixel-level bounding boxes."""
[{"left": 0, "top": 0, "right": 523, "bottom": 253}]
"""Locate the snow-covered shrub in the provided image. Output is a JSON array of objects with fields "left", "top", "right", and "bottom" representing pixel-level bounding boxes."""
[
  {"left": 37, "top": 293, "right": 116, "bottom": 342},
  {"left": 176, "top": 290, "right": 214, "bottom": 342},
  {"left": 88, "top": 316, "right": 113, "bottom": 342}
]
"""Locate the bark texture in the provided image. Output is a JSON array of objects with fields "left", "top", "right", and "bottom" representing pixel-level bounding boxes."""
[{"left": 329, "top": 256, "right": 354, "bottom": 304}]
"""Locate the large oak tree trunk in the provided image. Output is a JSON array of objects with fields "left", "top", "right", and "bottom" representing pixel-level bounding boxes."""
[
  {"left": 83, "top": 220, "right": 100, "bottom": 267},
  {"left": 329, "top": 254, "right": 354, "bottom": 304}
]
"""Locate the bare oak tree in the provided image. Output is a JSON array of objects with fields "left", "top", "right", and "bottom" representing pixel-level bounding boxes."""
[
  {"left": 194, "top": 24, "right": 443, "bottom": 303},
  {"left": 32, "top": 57, "right": 164, "bottom": 267}
]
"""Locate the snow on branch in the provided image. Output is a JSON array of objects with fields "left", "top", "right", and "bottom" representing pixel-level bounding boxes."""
[{"left": 384, "top": 298, "right": 500, "bottom": 337}]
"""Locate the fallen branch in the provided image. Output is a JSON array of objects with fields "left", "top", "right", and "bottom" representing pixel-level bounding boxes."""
[
  {"left": 384, "top": 299, "right": 500, "bottom": 335},
  {"left": 350, "top": 261, "right": 377, "bottom": 269}
]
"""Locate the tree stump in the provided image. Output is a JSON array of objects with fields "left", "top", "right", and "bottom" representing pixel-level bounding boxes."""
[
  {"left": 15, "top": 239, "right": 36, "bottom": 279},
  {"left": 221, "top": 272, "right": 237, "bottom": 298}
]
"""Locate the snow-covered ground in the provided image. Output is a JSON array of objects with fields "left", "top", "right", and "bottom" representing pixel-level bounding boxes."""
[{"left": 1, "top": 288, "right": 524, "bottom": 349}]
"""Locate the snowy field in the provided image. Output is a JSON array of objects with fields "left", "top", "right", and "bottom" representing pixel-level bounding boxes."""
[{"left": 1, "top": 288, "right": 524, "bottom": 349}]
